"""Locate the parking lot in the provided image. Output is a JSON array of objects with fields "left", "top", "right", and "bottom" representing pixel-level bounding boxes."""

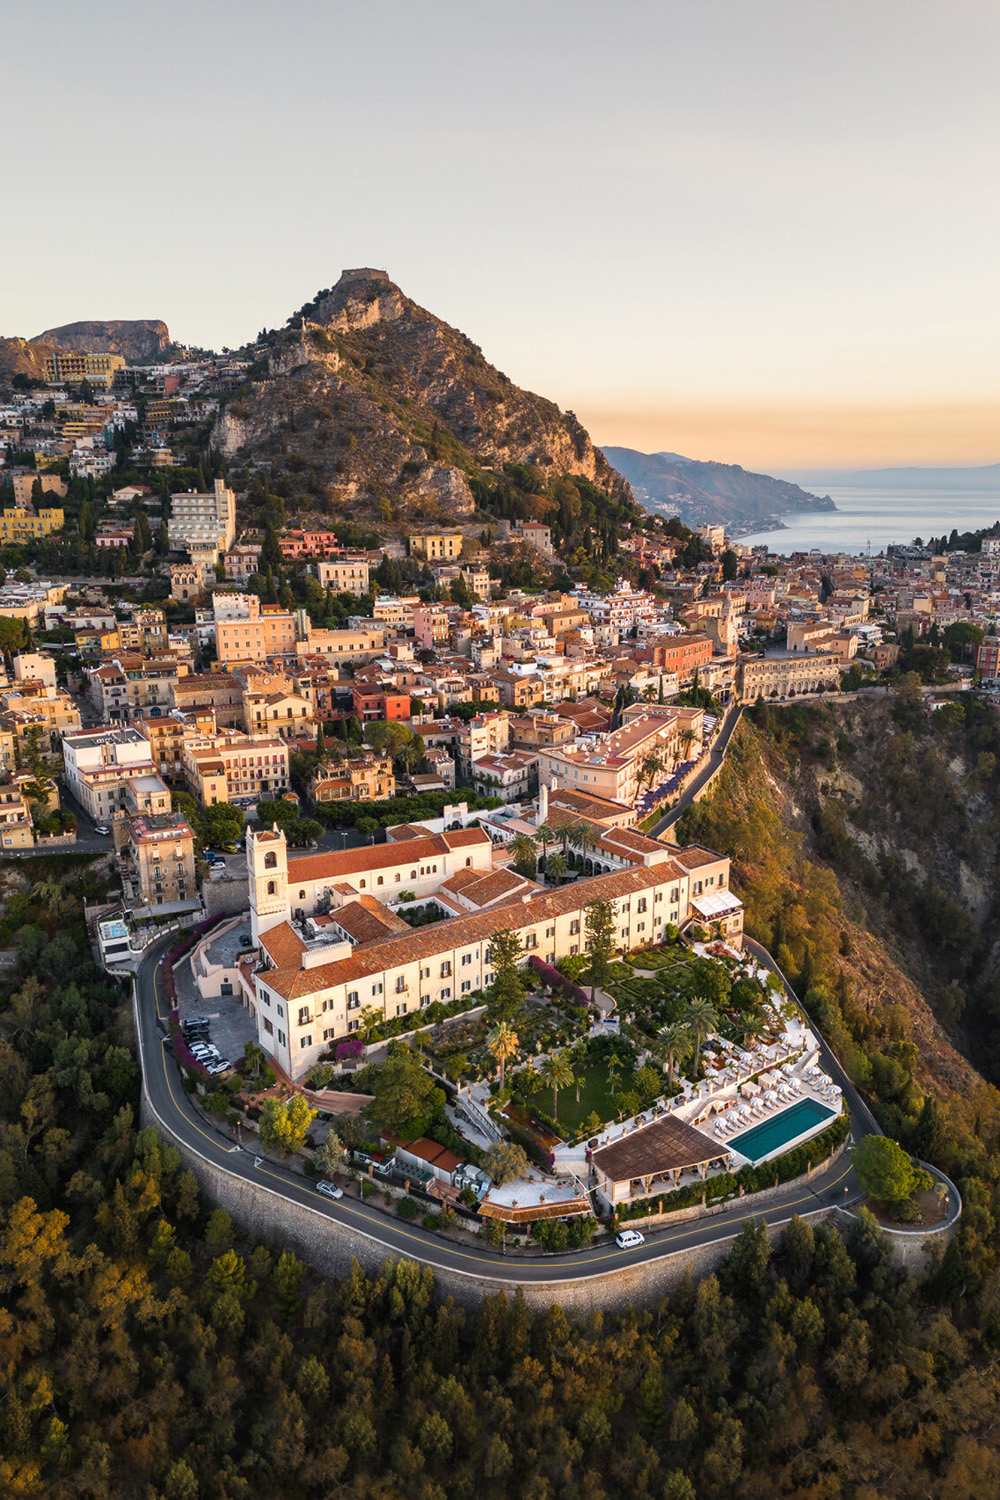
[{"left": 181, "top": 992, "right": 257, "bottom": 1069}]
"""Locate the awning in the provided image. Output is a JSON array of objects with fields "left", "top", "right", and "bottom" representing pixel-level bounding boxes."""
[
  {"left": 690, "top": 890, "right": 744, "bottom": 919},
  {"left": 126, "top": 897, "right": 204, "bottom": 923}
]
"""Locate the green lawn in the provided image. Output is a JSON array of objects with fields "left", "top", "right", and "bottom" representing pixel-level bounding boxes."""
[{"left": 527, "top": 1060, "right": 639, "bottom": 1136}]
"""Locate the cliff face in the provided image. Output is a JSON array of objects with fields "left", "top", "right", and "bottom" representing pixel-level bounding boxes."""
[
  {"left": 32, "top": 319, "right": 171, "bottom": 361},
  {"left": 0, "top": 319, "right": 171, "bottom": 380},
  {"left": 604, "top": 447, "right": 836, "bottom": 535},
  {"left": 214, "top": 269, "right": 634, "bottom": 523}
]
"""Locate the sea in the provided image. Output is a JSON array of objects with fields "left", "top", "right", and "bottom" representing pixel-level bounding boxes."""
[{"left": 741, "top": 484, "right": 1000, "bottom": 556}]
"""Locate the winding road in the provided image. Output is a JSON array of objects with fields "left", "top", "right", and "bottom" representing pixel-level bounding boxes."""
[{"left": 133, "top": 935, "right": 880, "bottom": 1286}]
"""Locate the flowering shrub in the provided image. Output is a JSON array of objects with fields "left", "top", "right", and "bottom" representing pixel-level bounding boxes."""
[
  {"left": 336, "top": 1038, "right": 364, "bottom": 1061},
  {"left": 527, "top": 955, "right": 589, "bottom": 1008}
]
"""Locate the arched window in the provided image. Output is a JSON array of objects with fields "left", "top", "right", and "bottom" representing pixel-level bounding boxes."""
[
  {"left": 264, "top": 851, "right": 277, "bottom": 869},
  {"left": 360, "top": 879, "right": 366, "bottom": 889},
  {"left": 266, "top": 880, "right": 275, "bottom": 896},
  {"left": 377, "top": 876, "right": 384, "bottom": 885},
  {"left": 466, "top": 857, "right": 472, "bottom": 867},
  {"left": 299, "top": 890, "right": 305, "bottom": 899}
]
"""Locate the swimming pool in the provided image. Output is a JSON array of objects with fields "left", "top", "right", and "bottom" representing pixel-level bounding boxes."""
[{"left": 729, "top": 1098, "right": 836, "bottom": 1163}]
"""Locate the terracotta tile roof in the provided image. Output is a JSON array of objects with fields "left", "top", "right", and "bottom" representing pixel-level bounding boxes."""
[
  {"left": 673, "top": 844, "right": 726, "bottom": 870},
  {"left": 256, "top": 863, "right": 682, "bottom": 1001},
  {"left": 283, "top": 828, "right": 491, "bottom": 885},
  {"left": 259, "top": 921, "right": 307, "bottom": 968},
  {"left": 331, "top": 899, "right": 411, "bottom": 944},
  {"left": 591, "top": 1116, "right": 723, "bottom": 1183}
]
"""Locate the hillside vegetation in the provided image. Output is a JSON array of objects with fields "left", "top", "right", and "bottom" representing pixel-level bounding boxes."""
[
  {"left": 214, "top": 269, "right": 639, "bottom": 543},
  {"left": 678, "top": 702, "right": 1000, "bottom": 1164}
]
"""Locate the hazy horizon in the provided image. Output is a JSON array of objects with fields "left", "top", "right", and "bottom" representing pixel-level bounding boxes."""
[{"left": 5, "top": 1, "right": 998, "bottom": 471}]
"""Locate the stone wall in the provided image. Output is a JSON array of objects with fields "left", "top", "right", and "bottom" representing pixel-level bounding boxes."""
[
  {"left": 140, "top": 1078, "right": 845, "bottom": 1313},
  {"left": 202, "top": 881, "right": 250, "bottom": 920}
]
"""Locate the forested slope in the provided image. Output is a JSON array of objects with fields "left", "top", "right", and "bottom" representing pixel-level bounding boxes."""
[{"left": 3, "top": 791, "right": 1000, "bottom": 1496}]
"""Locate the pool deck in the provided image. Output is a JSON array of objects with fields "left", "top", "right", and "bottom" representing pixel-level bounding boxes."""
[{"left": 727, "top": 1098, "right": 837, "bottom": 1164}]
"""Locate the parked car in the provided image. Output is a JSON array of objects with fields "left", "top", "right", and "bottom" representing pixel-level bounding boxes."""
[
  {"left": 316, "top": 1181, "right": 344, "bottom": 1200},
  {"left": 93, "top": 824, "right": 111, "bottom": 837},
  {"left": 221, "top": 842, "right": 241, "bottom": 854},
  {"left": 206, "top": 1059, "right": 232, "bottom": 1075},
  {"left": 615, "top": 1229, "right": 646, "bottom": 1250},
  {"left": 183, "top": 1016, "right": 210, "bottom": 1030}
]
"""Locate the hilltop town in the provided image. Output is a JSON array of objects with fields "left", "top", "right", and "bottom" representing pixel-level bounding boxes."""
[{"left": 0, "top": 287, "right": 979, "bottom": 1248}]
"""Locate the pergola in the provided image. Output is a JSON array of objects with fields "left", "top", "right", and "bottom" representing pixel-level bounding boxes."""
[{"left": 591, "top": 1115, "right": 732, "bottom": 1205}]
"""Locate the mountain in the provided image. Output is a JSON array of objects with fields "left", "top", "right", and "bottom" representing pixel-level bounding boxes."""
[
  {"left": 603, "top": 447, "right": 836, "bottom": 535},
  {"left": 32, "top": 319, "right": 171, "bottom": 362},
  {"left": 781, "top": 463, "right": 1000, "bottom": 490},
  {"left": 214, "top": 269, "right": 636, "bottom": 524},
  {"left": 0, "top": 318, "right": 171, "bottom": 379}
]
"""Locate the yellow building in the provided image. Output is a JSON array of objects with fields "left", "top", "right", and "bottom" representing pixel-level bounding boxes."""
[
  {"left": 43, "top": 352, "right": 125, "bottom": 388},
  {"left": 0, "top": 508, "right": 64, "bottom": 542},
  {"left": 407, "top": 529, "right": 465, "bottom": 562}
]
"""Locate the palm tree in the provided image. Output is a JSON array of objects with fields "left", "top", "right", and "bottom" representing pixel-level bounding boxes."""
[
  {"left": 535, "top": 822, "right": 554, "bottom": 871},
  {"left": 638, "top": 753, "right": 663, "bottom": 796},
  {"left": 686, "top": 998, "right": 719, "bottom": 1080},
  {"left": 734, "top": 1013, "right": 767, "bottom": 1047},
  {"left": 545, "top": 852, "right": 568, "bottom": 885},
  {"left": 607, "top": 1050, "right": 623, "bottom": 1098},
  {"left": 657, "top": 1020, "right": 692, "bottom": 1089},
  {"left": 486, "top": 1022, "right": 519, "bottom": 1091},
  {"left": 538, "top": 1051, "right": 575, "bottom": 1121},
  {"left": 509, "top": 832, "right": 538, "bottom": 879}
]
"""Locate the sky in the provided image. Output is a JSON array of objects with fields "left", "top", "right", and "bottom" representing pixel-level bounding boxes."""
[{"left": 4, "top": 1, "right": 999, "bottom": 471}]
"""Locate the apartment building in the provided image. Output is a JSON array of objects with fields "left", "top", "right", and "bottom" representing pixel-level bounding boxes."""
[
  {"left": 113, "top": 784, "right": 197, "bottom": 911},
  {"left": 737, "top": 651, "right": 841, "bottom": 701},
  {"left": 300, "top": 625, "right": 385, "bottom": 669},
  {"left": 0, "top": 781, "right": 36, "bottom": 849},
  {"left": 215, "top": 605, "right": 298, "bottom": 664},
  {"left": 641, "top": 633, "right": 714, "bottom": 684},
  {"left": 11, "top": 474, "right": 67, "bottom": 508},
  {"left": 0, "top": 508, "right": 64, "bottom": 543},
  {"left": 455, "top": 711, "right": 511, "bottom": 773},
  {"left": 241, "top": 685, "right": 314, "bottom": 739},
  {"left": 181, "top": 731, "right": 290, "bottom": 806},
  {"left": 43, "top": 352, "right": 125, "bottom": 387},
  {"left": 168, "top": 479, "right": 237, "bottom": 558},
  {"left": 373, "top": 595, "right": 420, "bottom": 630},
  {"left": 139, "top": 709, "right": 217, "bottom": 778},
  {"left": 317, "top": 556, "right": 371, "bottom": 596},
  {"left": 408, "top": 529, "right": 464, "bottom": 562},
  {"left": 534, "top": 704, "right": 704, "bottom": 807},
  {"left": 309, "top": 752, "right": 394, "bottom": 804},
  {"left": 0, "top": 682, "right": 80, "bottom": 749},
  {"left": 470, "top": 750, "right": 538, "bottom": 803},
  {"left": 351, "top": 678, "right": 410, "bottom": 724},
  {"left": 243, "top": 831, "right": 739, "bottom": 1080},
  {"left": 62, "top": 727, "right": 158, "bottom": 821}
]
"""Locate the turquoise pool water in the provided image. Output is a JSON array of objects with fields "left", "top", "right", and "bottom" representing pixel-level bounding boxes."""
[{"left": 729, "top": 1099, "right": 836, "bottom": 1163}]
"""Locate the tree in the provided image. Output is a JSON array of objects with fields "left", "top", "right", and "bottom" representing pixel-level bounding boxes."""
[
  {"left": 685, "top": 998, "right": 719, "bottom": 1079},
  {"left": 584, "top": 898, "right": 617, "bottom": 1001},
  {"left": 481, "top": 1140, "right": 529, "bottom": 1185},
  {"left": 721, "top": 548, "right": 739, "bottom": 582},
  {"left": 486, "top": 928, "right": 525, "bottom": 1022},
  {"left": 538, "top": 1052, "right": 575, "bottom": 1121},
  {"left": 259, "top": 1095, "right": 316, "bottom": 1155},
  {"left": 657, "top": 1021, "right": 692, "bottom": 1088},
  {"left": 315, "top": 1131, "right": 346, "bottom": 1178},
  {"left": 201, "top": 802, "right": 245, "bottom": 846},
  {"left": 535, "top": 821, "right": 554, "bottom": 869},
  {"left": 364, "top": 719, "right": 415, "bottom": 763},
  {"left": 367, "top": 1048, "right": 438, "bottom": 1137},
  {"left": 851, "top": 1134, "right": 918, "bottom": 1203},
  {"left": 545, "top": 852, "right": 568, "bottom": 884},
  {"left": 509, "top": 832, "right": 537, "bottom": 880},
  {"left": 486, "top": 1023, "right": 519, "bottom": 1091}
]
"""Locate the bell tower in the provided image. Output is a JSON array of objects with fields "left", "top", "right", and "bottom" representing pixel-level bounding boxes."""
[{"left": 248, "top": 826, "right": 289, "bottom": 943}]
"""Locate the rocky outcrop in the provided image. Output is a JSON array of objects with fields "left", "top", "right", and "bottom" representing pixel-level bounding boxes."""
[
  {"left": 32, "top": 319, "right": 171, "bottom": 361},
  {"left": 213, "top": 269, "right": 635, "bottom": 524},
  {"left": 0, "top": 319, "right": 171, "bottom": 380}
]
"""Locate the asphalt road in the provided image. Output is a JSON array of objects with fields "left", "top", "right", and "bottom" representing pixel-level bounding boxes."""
[
  {"left": 134, "top": 936, "right": 874, "bottom": 1285},
  {"left": 651, "top": 700, "right": 743, "bottom": 839}
]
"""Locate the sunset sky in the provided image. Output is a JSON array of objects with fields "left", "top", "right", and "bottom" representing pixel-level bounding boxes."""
[{"left": 5, "top": 1, "right": 998, "bottom": 471}]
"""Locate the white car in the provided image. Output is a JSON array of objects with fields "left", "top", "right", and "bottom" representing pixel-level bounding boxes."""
[
  {"left": 615, "top": 1229, "right": 646, "bottom": 1250},
  {"left": 316, "top": 1180, "right": 344, "bottom": 1200}
]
